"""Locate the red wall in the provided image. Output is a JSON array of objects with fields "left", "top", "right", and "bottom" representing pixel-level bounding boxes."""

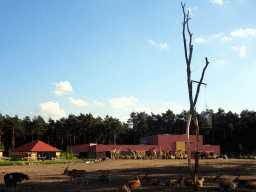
[
  {"left": 95, "top": 144, "right": 159, "bottom": 152},
  {"left": 71, "top": 134, "right": 220, "bottom": 157}
]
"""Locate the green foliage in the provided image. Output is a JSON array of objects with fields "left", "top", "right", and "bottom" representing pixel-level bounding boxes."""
[
  {"left": 0, "top": 143, "right": 5, "bottom": 151},
  {"left": 1, "top": 108, "right": 256, "bottom": 156},
  {"left": 0, "top": 161, "right": 16, "bottom": 166},
  {"left": 239, "top": 144, "right": 243, "bottom": 151},
  {"left": 59, "top": 147, "right": 75, "bottom": 160},
  {"left": 8, "top": 148, "right": 12, "bottom": 157},
  {"left": 69, "top": 148, "right": 74, "bottom": 160},
  {"left": 0, "top": 159, "right": 88, "bottom": 166}
]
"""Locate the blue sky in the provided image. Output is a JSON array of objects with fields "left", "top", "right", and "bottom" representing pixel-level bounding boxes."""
[{"left": 1, "top": 0, "right": 256, "bottom": 123}]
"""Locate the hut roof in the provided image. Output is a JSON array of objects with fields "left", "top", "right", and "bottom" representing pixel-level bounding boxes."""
[{"left": 12, "top": 140, "right": 61, "bottom": 152}]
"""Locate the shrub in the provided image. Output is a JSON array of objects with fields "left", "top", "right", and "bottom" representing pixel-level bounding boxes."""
[
  {"left": 8, "top": 148, "right": 12, "bottom": 157},
  {"left": 0, "top": 143, "right": 5, "bottom": 151}
]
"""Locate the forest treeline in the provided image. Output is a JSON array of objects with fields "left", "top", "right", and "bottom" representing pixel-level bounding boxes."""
[{"left": 0, "top": 108, "right": 255, "bottom": 156}]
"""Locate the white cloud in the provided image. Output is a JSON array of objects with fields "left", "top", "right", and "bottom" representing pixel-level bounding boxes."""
[
  {"left": 93, "top": 101, "right": 107, "bottom": 109},
  {"left": 161, "top": 102, "right": 188, "bottom": 115},
  {"left": 231, "top": 29, "right": 256, "bottom": 37},
  {"left": 211, "top": 34, "right": 221, "bottom": 38},
  {"left": 93, "top": 114, "right": 100, "bottom": 119},
  {"left": 148, "top": 40, "right": 157, "bottom": 46},
  {"left": 134, "top": 105, "right": 151, "bottom": 114},
  {"left": 31, "top": 102, "right": 67, "bottom": 121},
  {"left": 239, "top": 45, "right": 246, "bottom": 57},
  {"left": 210, "top": 0, "right": 223, "bottom": 5},
  {"left": 148, "top": 40, "right": 169, "bottom": 50},
  {"left": 188, "top": 6, "right": 198, "bottom": 15},
  {"left": 109, "top": 96, "right": 138, "bottom": 108},
  {"left": 215, "top": 60, "right": 227, "bottom": 66},
  {"left": 159, "top": 42, "right": 169, "bottom": 49},
  {"left": 195, "top": 38, "right": 205, "bottom": 43},
  {"left": 114, "top": 115, "right": 130, "bottom": 123},
  {"left": 231, "top": 46, "right": 237, "bottom": 50},
  {"left": 69, "top": 97, "right": 88, "bottom": 107},
  {"left": 195, "top": 33, "right": 222, "bottom": 44},
  {"left": 53, "top": 81, "right": 73, "bottom": 96},
  {"left": 222, "top": 36, "right": 233, "bottom": 41}
]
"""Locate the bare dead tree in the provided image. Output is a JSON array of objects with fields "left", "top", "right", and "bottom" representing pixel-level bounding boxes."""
[{"left": 181, "top": 2, "right": 209, "bottom": 191}]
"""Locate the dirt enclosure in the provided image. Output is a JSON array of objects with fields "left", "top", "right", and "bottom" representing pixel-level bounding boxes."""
[{"left": 0, "top": 159, "right": 255, "bottom": 192}]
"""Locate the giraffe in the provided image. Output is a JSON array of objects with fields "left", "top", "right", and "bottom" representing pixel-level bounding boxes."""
[
  {"left": 148, "top": 146, "right": 157, "bottom": 159},
  {"left": 166, "top": 148, "right": 170, "bottom": 159},
  {"left": 112, "top": 147, "right": 122, "bottom": 159},
  {"left": 115, "top": 147, "right": 122, "bottom": 159},
  {"left": 112, "top": 149, "right": 116, "bottom": 159},
  {"left": 159, "top": 146, "right": 162, "bottom": 159},
  {"left": 126, "top": 146, "right": 137, "bottom": 159},
  {"left": 159, "top": 146, "right": 167, "bottom": 159}
]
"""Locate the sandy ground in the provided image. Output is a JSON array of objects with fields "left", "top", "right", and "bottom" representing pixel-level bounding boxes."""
[{"left": 0, "top": 159, "right": 255, "bottom": 192}]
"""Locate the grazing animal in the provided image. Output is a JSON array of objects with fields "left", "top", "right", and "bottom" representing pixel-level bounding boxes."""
[
  {"left": 4, "top": 173, "right": 29, "bottom": 191},
  {"left": 185, "top": 177, "right": 204, "bottom": 187},
  {"left": 169, "top": 152, "right": 175, "bottom": 159},
  {"left": 165, "top": 176, "right": 184, "bottom": 186},
  {"left": 63, "top": 166, "right": 88, "bottom": 185},
  {"left": 142, "top": 173, "right": 160, "bottom": 186},
  {"left": 166, "top": 148, "right": 170, "bottom": 159},
  {"left": 183, "top": 153, "right": 188, "bottom": 159},
  {"left": 113, "top": 147, "right": 123, "bottom": 159},
  {"left": 233, "top": 176, "right": 256, "bottom": 188},
  {"left": 148, "top": 147, "right": 157, "bottom": 159},
  {"left": 214, "top": 175, "right": 238, "bottom": 191},
  {"left": 126, "top": 173, "right": 141, "bottom": 190},
  {"left": 116, "top": 183, "right": 131, "bottom": 192},
  {"left": 99, "top": 173, "right": 111, "bottom": 183},
  {"left": 126, "top": 146, "right": 137, "bottom": 159}
]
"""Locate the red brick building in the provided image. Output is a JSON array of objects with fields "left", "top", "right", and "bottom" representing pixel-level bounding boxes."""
[{"left": 70, "top": 134, "right": 220, "bottom": 159}]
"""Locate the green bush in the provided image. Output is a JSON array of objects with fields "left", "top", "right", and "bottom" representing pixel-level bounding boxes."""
[
  {"left": 0, "top": 143, "right": 5, "bottom": 151},
  {"left": 8, "top": 148, "right": 12, "bottom": 157},
  {"left": 0, "top": 158, "right": 92, "bottom": 166},
  {"left": 60, "top": 147, "right": 75, "bottom": 160}
]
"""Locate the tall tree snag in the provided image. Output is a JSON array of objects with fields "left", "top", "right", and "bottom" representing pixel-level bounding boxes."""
[{"left": 181, "top": 2, "right": 210, "bottom": 191}]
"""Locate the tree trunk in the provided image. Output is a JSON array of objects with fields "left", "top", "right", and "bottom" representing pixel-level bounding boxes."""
[
  {"left": 186, "top": 114, "right": 194, "bottom": 179},
  {"left": 62, "top": 136, "right": 64, "bottom": 149},
  {"left": 12, "top": 129, "right": 15, "bottom": 150},
  {"left": 194, "top": 114, "right": 200, "bottom": 191}
]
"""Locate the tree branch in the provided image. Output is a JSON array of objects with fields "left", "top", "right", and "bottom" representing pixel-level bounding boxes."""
[
  {"left": 181, "top": 2, "right": 194, "bottom": 113},
  {"left": 193, "top": 57, "right": 209, "bottom": 108},
  {"left": 181, "top": 2, "right": 189, "bottom": 64}
]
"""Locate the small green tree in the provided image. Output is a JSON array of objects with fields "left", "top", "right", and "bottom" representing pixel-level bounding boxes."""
[
  {"left": 0, "top": 143, "right": 5, "bottom": 151},
  {"left": 69, "top": 148, "right": 74, "bottom": 160},
  {"left": 8, "top": 148, "right": 12, "bottom": 157}
]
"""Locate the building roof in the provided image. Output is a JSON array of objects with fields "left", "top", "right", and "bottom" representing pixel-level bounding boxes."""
[
  {"left": 12, "top": 140, "right": 61, "bottom": 152},
  {"left": 69, "top": 144, "right": 91, "bottom": 153}
]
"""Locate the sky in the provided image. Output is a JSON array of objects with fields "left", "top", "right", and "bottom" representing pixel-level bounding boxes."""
[{"left": 1, "top": 0, "right": 256, "bottom": 123}]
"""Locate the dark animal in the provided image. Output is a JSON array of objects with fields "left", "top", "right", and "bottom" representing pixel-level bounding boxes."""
[
  {"left": 99, "top": 173, "right": 112, "bottom": 183},
  {"left": 4, "top": 173, "right": 29, "bottom": 191},
  {"left": 214, "top": 175, "right": 239, "bottom": 191},
  {"left": 233, "top": 176, "right": 256, "bottom": 188},
  {"left": 116, "top": 183, "right": 131, "bottom": 192},
  {"left": 63, "top": 166, "right": 88, "bottom": 185},
  {"left": 142, "top": 173, "right": 160, "bottom": 186},
  {"left": 165, "top": 176, "right": 184, "bottom": 186}
]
